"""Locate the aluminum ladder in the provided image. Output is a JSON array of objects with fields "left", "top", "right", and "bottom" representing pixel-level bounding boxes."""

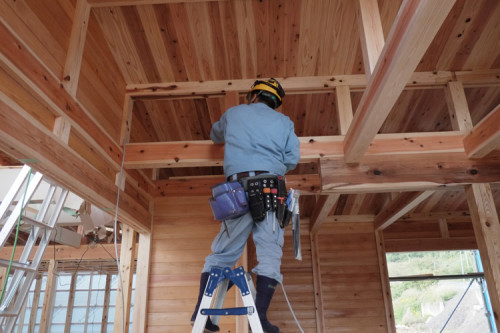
[
  {"left": 0, "top": 166, "right": 68, "bottom": 332},
  {"left": 192, "top": 266, "right": 263, "bottom": 333}
]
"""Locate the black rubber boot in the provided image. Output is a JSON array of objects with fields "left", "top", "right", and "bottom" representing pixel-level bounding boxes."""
[
  {"left": 190, "top": 272, "right": 220, "bottom": 333},
  {"left": 255, "top": 275, "right": 280, "bottom": 333}
]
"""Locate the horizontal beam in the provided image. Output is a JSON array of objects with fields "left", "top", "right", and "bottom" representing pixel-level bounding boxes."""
[
  {"left": 321, "top": 151, "right": 500, "bottom": 193},
  {"left": 87, "top": 0, "right": 223, "bottom": 7},
  {"left": 154, "top": 174, "right": 320, "bottom": 197},
  {"left": 125, "top": 131, "right": 465, "bottom": 168},
  {"left": 384, "top": 237, "right": 477, "bottom": 252},
  {"left": 125, "top": 70, "right": 500, "bottom": 98}
]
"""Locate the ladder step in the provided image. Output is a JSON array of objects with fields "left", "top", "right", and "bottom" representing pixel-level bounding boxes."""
[
  {"left": 0, "top": 311, "right": 18, "bottom": 317},
  {"left": 0, "top": 258, "right": 35, "bottom": 272},
  {"left": 201, "top": 307, "right": 255, "bottom": 316},
  {"left": 21, "top": 216, "right": 52, "bottom": 229}
]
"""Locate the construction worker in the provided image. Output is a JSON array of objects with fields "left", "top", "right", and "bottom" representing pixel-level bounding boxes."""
[{"left": 191, "top": 78, "right": 300, "bottom": 333}]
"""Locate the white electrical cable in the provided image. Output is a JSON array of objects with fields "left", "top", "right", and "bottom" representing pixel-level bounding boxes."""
[
  {"left": 113, "top": 143, "right": 127, "bottom": 333},
  {"left": 280, "top": 282, "right": 305, "bottom": 333}
]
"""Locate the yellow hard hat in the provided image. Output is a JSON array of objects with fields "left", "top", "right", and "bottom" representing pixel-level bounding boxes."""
[{"left": 249, "top": 78, "right": 285, "bottom": 108}]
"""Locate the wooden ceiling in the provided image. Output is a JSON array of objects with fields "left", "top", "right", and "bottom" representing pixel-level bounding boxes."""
[{"left": 0, "top": 0, "right": 499, "bottom": 236}]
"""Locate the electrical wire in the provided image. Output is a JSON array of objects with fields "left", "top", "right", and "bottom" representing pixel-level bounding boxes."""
[
  {"left": 280, "top": 282, "right": 305, "bottom": 333},
  {"left": 0, "top": 167, "right": 32, "bottom": 305},
  {"left": 113, "top": 142, "right": 127, "bottom": 333}
]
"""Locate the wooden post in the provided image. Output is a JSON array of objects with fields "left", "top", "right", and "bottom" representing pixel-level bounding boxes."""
[
  {"left": 445, "top": 81, "right": 473, "bottom": 133},
  {"left": 132, "top": 232, "right": 152, "bottom": 333},
  {"left": 64, "top": 273, "right": 77, "bottom": 333},
  {"left": 335, "top": 86, "right": 353, "bottom": 135},
  {"left": 101, "top": 274, "right": 112, "bottom": 332},
  {"left": 358, "top": 0, "right": 385, "bottom": 76},
  {"left": 375, "top": 231, "right": 396, "bottom": 333},
  {"left": 40, "top": 260, "right": 57, "bottom": 333},
  {"left": 114, "top": 224, "right": 137, "bottom": 333},
  {"left": 28, "top": 276, "right": 42, "bottom": 333},
  {"left": 466, "top": 183, "right": 500, "bottom": 328},
  {"left": 310, "top": 233, "right": 325, "bottom": 333}
]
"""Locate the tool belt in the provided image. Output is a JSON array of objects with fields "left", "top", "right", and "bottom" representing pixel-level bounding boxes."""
[
  {"left": 246, "top": 175, "right": 291, "bottom": 227},
  {"left": 208, "top": 175, "right": 292, "bottom": 228}
]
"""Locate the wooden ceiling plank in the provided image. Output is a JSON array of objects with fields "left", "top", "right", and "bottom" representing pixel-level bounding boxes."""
[
  {"left": 463, "top": 103, "right": 500, "bottom": 159},
  {"left": 344, "top": 0, "right": 456, "bottom": 163},
  {"left": 93, "top": 7, "right": 148, "bottom": 84},
  {"left": 310, "top": 194, "right": 341, "bottom": 234},
  {"left": 358, "top": 0, "right": 385, "bottom": 76},
  {"left": 124, "top": 131, "right": 465, "bottom": 168},
  {"left": 321, "top": 151, "right": 500, "bottom": 194},
  {"left": 63, "top": 0, "right": 91, "bottom": 96},
  {"left": 136, "top": 5, "right": 176, "bottom": 82},
  {"left": 445, "top": 81, "right": 473, "bottom": 133},
  {"left": 466, "top": 183, "right": 500, "bottom": 328},
  {"left": 335, "top": 86, "right": 353, "bottom": 135},
  {"left": 374, "top": 191, "right": 435, "bottom": 230},
  {"left": 0, "top": 97, "right": 151, "bottom": 232}
]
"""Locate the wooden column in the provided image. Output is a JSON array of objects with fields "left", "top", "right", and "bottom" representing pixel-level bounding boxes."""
[
  {"left": 445, "top": 81, "right": 473, "bottom": 133},
  {"left": 101, "top": 274, "right": 112, "bottom": 332},
  {"left": 114, "top": 224, "right": 137, "bottom": 333},
  {"left": 466, "top": 183, "right": 500, "bottom": 328},
  {"left": 64, "top": 273, "right": 77, "bottom": 333},
  {"left": 335, "top": 86, "right": 353, "bottom": 135},
  {"left": 375, "top": 231, "right": 396, "bottom": 333},
  {"left": 132, "top": 232, "right": 152, "bottom": 333},
  {"left": 28, "top": 277, "right": 42, "bottom": 333},
  {"left": 40, "top": 260, "right": 57, "bottom": 333},
  {"left": 310, "top": 233, "right": 325, "bottom": 333}
]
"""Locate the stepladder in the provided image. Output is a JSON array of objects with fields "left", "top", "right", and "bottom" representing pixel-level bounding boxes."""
[
  {"left": 192, "top": 266, "right": 264, "bottom": 333},
  {"left": 0, "top": 166, "right": 69, "bottom": 332}
]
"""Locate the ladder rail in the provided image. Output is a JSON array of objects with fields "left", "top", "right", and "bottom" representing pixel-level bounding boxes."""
[
  {"left": 192, "top": 267, "right": 263, "bottom": 333},
  {"left": 0, "top": 166, "right": 31, "bottom": 221},
  {"left": 0, "top": 172, "right": 43, "bottom": 249}
]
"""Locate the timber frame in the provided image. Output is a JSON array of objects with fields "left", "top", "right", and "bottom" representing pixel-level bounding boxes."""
[{"left": 0, "top": 0, "right": 499, "bottom": 332}]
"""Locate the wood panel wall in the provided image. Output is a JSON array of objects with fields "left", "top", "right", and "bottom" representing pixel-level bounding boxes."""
[{"left": 319, "top": 222, "right": 388, "bottom": 332}]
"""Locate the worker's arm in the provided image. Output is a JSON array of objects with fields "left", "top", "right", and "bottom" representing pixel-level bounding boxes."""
[{"left": 284, "top": 122, "right": 300, "bottom": 172}]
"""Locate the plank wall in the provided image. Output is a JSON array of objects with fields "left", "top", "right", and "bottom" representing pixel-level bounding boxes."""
[
  {"left": 150, "top": 196, "right": 318, "bottom": 332},
  {"left": 319, "top": 222, "right": 388, "bottom": 332}
]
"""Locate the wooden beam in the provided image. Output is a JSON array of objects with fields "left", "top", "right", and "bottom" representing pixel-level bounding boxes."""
[
  {"left": 154, "top": 174, "right": 320, "bottom": 197},
  {"left": 114, "top": 224, "right": 137, "bottom": 333},
  {"left": 125, "top": 70, "right": 500, "bottom": 98},
  {"left": 62, "top": 0, "right": 91, "bottom": 96},
  {"left": 120, "top": 95, "right": 134, "bottom": 145},
  {"left": 445, "top": 81, "right": 473, "bottom": 133},
  {"left": 334, "top": 86, "right": 353, "bottom": 135},
  {"left": 358, "top": 0, "right": 385, "bottom": 75},
  {"left": 310, "top": 233, "right": 325, "bottom": 333},
  {"left": 374, "top": 191, "right": 435, "bottom": 230},
  {"left": 344, "top": 0, "right": 456, "bottom": 163},
  {"left": 40, "top": 260, "right": 57, "bottom": 333},
  {"left": 384, "top": 237, "right": 478, "bottom": 252},
  {"left": 0, "top": 244, "right": 134, "bottom": 261},
  {"left": 88, "top": 0, "right": 223, "bottom": 7},
  {"left": 321, "top": 151, "right": 500, "bottom": 194},
  {"left": 132, "top": 232, "right": 152, "bottom": 333},
  {"left": 466, "top": 183, "right": 500, "bottom": 328},
  {"left": 125, "top": 131, "right": 465, "bottom": 168},
  {"left": 0, "top": 97, "right": 151, "bottom": 232},
  {"left": 463, "top": 104, "right": 500, "bottom": 159},
  {"left": 375, "top": 231, "right": 396, "bottom": 333},
  {"left": 310, "top": 194, "right": 341, "bottom": 233}
]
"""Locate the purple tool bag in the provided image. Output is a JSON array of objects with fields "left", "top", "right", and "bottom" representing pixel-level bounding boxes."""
[{"left": 209, "top": 181, "right": 249, "bottom": 220}]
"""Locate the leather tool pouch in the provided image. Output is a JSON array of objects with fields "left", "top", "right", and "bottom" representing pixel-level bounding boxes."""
[
  {"left": 209, "top": 181, "right": 249, "bottom": 221},
  {"left": 248, "top": 179, "right": 266, "bottom": 222}
]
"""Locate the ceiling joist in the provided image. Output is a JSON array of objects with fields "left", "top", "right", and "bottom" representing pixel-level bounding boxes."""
[
  {"left": 344, "top": 0, "right": 456, "bottom": 163},
  {"left": 125, "top": 70, "right": 500, "bottom": 99}
]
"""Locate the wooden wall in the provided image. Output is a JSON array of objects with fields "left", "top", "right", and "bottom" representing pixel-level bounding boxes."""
[
  {"left": 318, "top": 223, "right": 388, "bottom": 332},
  {"left": 150, "top": 196, "right": 391, "bottom": 332}
]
